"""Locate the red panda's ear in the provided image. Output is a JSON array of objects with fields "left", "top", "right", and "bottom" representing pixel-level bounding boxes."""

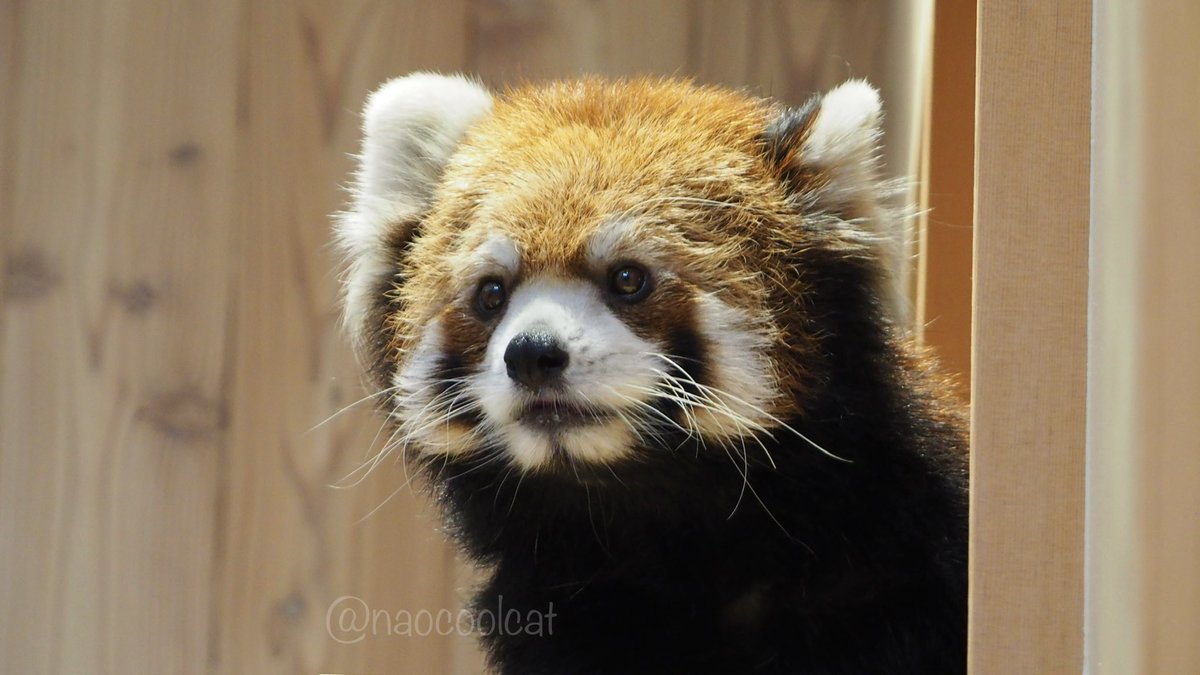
[
  {"left": 339, "top": 73, "right": 492, "bottom": 259},
  {"left": 763, "top": 80, "right": 909, "bottom": 320},
  {"left": 335, "top": 73, "right": 492, "bottom": 381},
  {"left": 762, "top": 79, "right": 886, "bottom": 221}
]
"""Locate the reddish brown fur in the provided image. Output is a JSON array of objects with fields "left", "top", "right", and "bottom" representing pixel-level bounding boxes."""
[{"left": 384, "top": 78, "right": 837, "bottom": 418}]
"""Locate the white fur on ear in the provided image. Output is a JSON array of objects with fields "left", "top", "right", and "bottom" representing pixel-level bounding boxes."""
[
  {"left": 801, "top": 79, "right": 884, "bottom": 214},
  {"left": 340, "top": 72, "right": 493, "bottom": 258},
  {"left": 791, "top": 79, "right": 909, "bottom": 322},
  {"left": 335, "top": 73, "right": 492, "bottom": 370}
]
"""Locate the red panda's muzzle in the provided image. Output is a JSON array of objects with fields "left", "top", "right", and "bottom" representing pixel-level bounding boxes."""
[{"left": 504, "top": 328, "right": 570, "bottom": 391}]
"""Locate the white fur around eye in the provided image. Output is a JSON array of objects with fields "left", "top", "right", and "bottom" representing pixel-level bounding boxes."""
[
  {"left": 449, "top": 234, "right": 521, "bottom": 281},
  {"left": 585, "top": 217, "right": 638, "bottom": 268}
]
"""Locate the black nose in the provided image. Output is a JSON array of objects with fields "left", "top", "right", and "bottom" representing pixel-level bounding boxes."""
[{"left": 504, "top": 330, "right": 569, "bottom": 390}]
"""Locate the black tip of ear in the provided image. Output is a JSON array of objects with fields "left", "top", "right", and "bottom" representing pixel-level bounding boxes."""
[{"left": 760, "top": 94, "right": 822, "bottom": 169}]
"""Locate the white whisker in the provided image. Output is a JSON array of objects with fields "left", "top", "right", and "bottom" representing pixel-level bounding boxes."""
[
  {"left": 309, "top": 384, "right": 399, "bottom": 434},
  {"left": 646, "top": 352, "right": 850, "bottom": 464}
]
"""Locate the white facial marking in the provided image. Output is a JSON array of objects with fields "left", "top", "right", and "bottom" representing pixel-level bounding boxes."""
[
  {"left": 585, "top": 217, "right": 639, "bottom": 269},
  {"left": 689, "top": 292, "right": 780, "bottom": 440},
  {"left": 390, "top": 320, "right": 476, "bottom": 457},
  {"left": 559, "top": 423, "right": 636, "bottom": 465},
  {"left": 449, "top": 234, "right": 521, "bottom": 281},
  {"left": 472, "top": 276, "right": 660, "bottom": 470},
  {"left": 500, "top": 424, "right": 553, "bottom": 470},
  {"left": 391, "top": 270, "right": 779, "bottom": 474}
]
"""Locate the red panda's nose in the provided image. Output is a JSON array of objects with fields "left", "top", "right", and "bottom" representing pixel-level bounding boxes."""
[{"left": 505, "top": 330, "right": 569, "bottom": 390}]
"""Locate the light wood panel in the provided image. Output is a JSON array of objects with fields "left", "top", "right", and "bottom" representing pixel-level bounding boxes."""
[
  {"left": 2, "top": 2, "right": 241, "bottom": 671},
  {"left": 969, "top": 1, "right": 1090, "bottom": 672},
  {"left": 1089, "top": 0, "right": 1200, "bottom": 671},
  {"left": 0, "top": 2, "right": 924, "bottom": 672},
  {"left": 468, "top": 0, "right": 910, "bottom": 110}
]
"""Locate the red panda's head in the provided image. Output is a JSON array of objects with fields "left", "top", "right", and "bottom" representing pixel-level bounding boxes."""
[{"left": 336, "top": 74, "right": 898, "bottom": 474}]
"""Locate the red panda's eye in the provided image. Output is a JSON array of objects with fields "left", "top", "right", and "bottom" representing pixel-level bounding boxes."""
[
  {"left": 476, "top": 279, "right": 507, "bottom": 315},
  {"left": 610, "top": 265, "right": 649, "bottom": 300}
]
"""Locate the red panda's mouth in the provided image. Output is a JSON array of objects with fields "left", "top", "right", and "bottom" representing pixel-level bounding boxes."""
[{"left": 517, "top": 399, "right": 613, "bottom": 430}]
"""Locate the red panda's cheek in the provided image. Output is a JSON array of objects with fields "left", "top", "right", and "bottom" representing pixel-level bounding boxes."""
[
  {"left": 383, "top": 319, "right": 483, "bottom": 458},
  {"left": 687, "top": 292, "right": 785, "bottom": 440}
]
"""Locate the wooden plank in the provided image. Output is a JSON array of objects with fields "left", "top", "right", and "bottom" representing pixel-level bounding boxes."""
[
  {"left": 468, "top": 0, "right": 688, "bottom": 84},
  {"left": 0, "top": 1, "right": 484, "bottom": 673},
  {"left": 1089, "top": 0, "right": 1200, "bottom": 672},
  {"left": 1, "top": 1, "right": 240, "bottom": 672},
  {"left": 969, "top": 2, "right": 1090, "bottom": 672}
]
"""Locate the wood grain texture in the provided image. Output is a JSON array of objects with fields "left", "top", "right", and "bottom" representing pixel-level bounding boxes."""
[
  {"left": 469, "top": 0, "right": 898, "bottom": 103},
  {"left": 0, "top": 2, "right": 922, "bottom": 672},
  {"left": 969, "top": 2, "right": 1090, "bottom": 673},
  {"left": 3, "top": 2, "right": 240, "bottom": 672},
  {"left": 1089, "top": 0, "right": 1200, "bottom": 671}
]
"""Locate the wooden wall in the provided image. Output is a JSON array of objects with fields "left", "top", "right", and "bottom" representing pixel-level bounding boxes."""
[{"left": 0, "top": 2, "right": 932, "bottom": 673}]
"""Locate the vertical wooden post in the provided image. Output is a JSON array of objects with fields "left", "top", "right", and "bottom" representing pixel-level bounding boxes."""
[{"left": 969, "top": 2, "right": 1090, "bottom": 672}]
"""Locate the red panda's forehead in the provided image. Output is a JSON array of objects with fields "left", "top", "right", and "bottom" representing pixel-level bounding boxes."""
[{"left": 440, "top": 80, "right": 777, "bottom": 272}]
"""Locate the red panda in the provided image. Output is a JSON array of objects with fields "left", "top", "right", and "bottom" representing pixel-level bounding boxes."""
[{"left": 336, "top": 73, "right": 967, "bottom": 674}]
